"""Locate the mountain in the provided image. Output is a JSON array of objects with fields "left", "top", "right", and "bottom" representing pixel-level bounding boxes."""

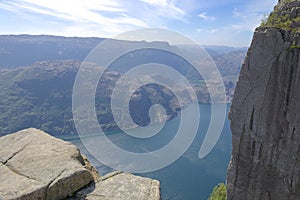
[
  {"left": 0, "top": 60, "right": 183, "bottom": 136},
  {"left": 0, "top": 35, "right": 246, "bottom": 136},
  {"left": 0, "top": 34, "right": 246, "bottom": 102},
  {"left": 0, "top": 35, "right": 104, "bottom": 68},
  {"left": 227, "top": 0, "right": 300, "bottom": 199},
  {"left": 202, "top": 45, "right": 247, "bottom": 54},
  {"left": 0, "top": 35, "right": 246, "bottom": 75},
  {"left": 212, "top": 50, "right": 247, "bottom": 77}
]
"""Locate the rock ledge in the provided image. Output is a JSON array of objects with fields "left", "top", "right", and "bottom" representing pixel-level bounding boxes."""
[{"left": 0, "top": 128, "right": 160, "bottom": 200}]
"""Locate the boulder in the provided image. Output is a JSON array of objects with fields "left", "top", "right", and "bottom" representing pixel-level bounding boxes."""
[
  {"left": 69, "top": 171, "right": 160, "bottom": 200},
  {"left": 0, "top": 128, "right": 95, "bottom": 200},
  {"left": 0, "top": 128, "right": 161, "bottom": 200}
]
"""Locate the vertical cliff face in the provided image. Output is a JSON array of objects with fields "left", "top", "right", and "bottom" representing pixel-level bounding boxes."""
[{"left": 227, "top": 0, "right": 300, "bottom": 199}]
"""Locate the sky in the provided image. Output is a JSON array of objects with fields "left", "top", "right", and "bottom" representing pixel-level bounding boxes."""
[{"left": 0, "top": 0, "right": 277, "bottom": 47}]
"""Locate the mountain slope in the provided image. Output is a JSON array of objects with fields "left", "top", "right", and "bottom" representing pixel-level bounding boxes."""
[
  {"left": 0, "top": 60, "right": 181, "bottom": 136},
  {"left": 0, "top": 35, "right": 104, "bottom": 68},
  {"left": 0, "top": 35, "right": 246, "bottom": 77},
  {"left": 0, "top": 35, "right": 246, "bottom": 136}
]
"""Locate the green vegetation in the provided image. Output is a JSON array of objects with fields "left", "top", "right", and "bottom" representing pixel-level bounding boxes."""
[
  {"left": 260, "top": 13, "right": 271, "bottom": 27},
  {"left": 260, "top": 5, "right": 300, "bottom": 50},
  {"left": 261, "top": 0, "right": 300, "bottom": 50},
  {"left": 208, "top": 183, "right": 226, "bottom": 200},
  {"left": 290, "top": 41, "right": 300, "bottom": 49},
  {"left": 0, "top": 36, "right": 246, "bottom": 136},
  {"left": 260, "top": 12, "right": 300, "bottom": 34},
  {"left": 0, "top": 61, "right": 180, "bottom": 136},
  {"left": 0, "top": 63, "right": 78, "bottom": 135},
  {"left": 261, "top": 13, "right": 291, "bottom": 29}
]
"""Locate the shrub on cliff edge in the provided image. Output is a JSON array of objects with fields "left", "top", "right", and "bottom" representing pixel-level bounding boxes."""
[{"left": 208, "top": 183, "right": 226, "bottom": 200}]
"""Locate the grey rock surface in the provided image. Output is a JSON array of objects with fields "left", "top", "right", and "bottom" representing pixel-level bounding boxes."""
[
  {"left": 0, "top": 128, "right": 95, "bottom": 200},
  {"left": 227, "top": 1, "right": 300, "bottom": 199},
  {"left": 69, "top": 171, "right": 161, "bottom": 200},
  {"left": 0, "top": 128, "right": 161, "bottom": 200}
]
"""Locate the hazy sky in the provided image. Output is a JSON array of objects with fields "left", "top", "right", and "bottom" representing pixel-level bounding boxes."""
[{"left": 0, "top": 0, "right": 277, "bottom": 47}]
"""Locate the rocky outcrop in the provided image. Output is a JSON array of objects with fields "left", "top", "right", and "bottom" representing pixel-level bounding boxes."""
[
  {"left": 0, "top": 128, "right": 160, "bottom": 200},
  {"left": 227, "top": 0, "right": 300, "bottom": 199},
  {"left": 0, "top": 128, "right": 96, "bottom": 200},
  {"left": 69, "top": 171, "right": 160, "bottom": 200}
]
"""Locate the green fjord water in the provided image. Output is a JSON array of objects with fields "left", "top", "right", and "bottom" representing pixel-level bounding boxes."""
[{"left": 57, "top": 104, "right": 232, "bottom": 200}]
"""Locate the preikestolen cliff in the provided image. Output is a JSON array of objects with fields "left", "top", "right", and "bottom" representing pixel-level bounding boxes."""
[
  {"left": 1, "top": 0, "right": 300, "bottom": 200},
  {"left": 227, "top": 0, "right": 300, "bottom": 199}
]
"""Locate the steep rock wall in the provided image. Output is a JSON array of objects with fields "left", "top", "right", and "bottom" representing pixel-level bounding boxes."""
[{"left": 227, "top": 1, "right": 300, "bottom": 199}]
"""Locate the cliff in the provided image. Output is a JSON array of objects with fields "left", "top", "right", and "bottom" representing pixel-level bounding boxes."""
[
  {"left": 0, "top": 128, "right": 160, "bottom": 200},
  {"left": 227, "top": 0, "right": 300, "bottom": 199}
]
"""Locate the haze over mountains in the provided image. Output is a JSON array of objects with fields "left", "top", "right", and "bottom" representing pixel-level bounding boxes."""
[
  {"left": 0, "top": 35, "right": 246, "bottom": 136},
  {"left": 0, "top": 35, "right": 246, "bottom": 71}
]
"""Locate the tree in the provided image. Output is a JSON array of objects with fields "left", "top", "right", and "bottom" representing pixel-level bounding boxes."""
[{"left": 208, "top": 183, "right": 226, "bottom": 200}]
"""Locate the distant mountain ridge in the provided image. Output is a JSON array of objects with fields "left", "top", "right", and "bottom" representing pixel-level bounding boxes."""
[
  {"left": 0, "top": 35, "right": 104, "bottom": 68},
  {"left": 0, "top": 35, "right": 246, "bottom": 136},
  {"left": 0, "top": 34, "right": 246, "bottom": 95},
  {"left": 0, "top": 35, "right": 246, "bottom": 74}
]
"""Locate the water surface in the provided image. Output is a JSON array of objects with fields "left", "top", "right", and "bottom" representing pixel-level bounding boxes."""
[{"left": 57, "top": 104, "right": 232, "bottom": 200}]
